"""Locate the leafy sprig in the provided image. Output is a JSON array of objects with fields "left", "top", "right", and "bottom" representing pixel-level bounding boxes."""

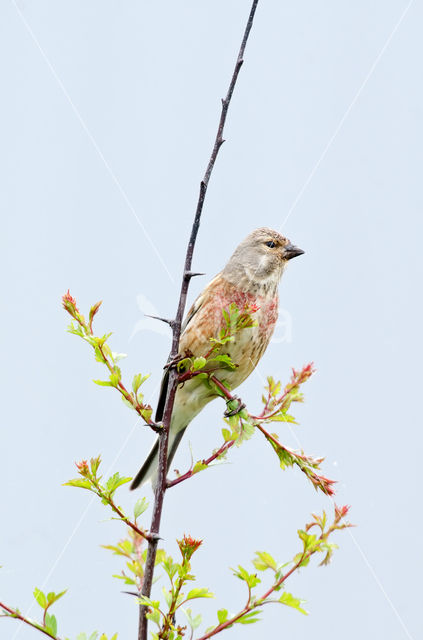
[
  {"left": 103, "top": 528, "right": 166, "bottom": 593},
  {"left": 0, "top": 590, "right": 117, "bottom": 640},
  {"left": 105, "top": 506, "right": 351, "bottom": 640},
  {"left": 139, "top": 535, "right": 213, "bottom": 640},
  {"left": 196, "top": 505, "right": 352, "bottom": 639},
  {"left": 169, "top": 349, "right": 335, "bottom": 496},
  {"left": 62, "top": 292, "right": 154, "bottom": 428},
  {"left": 64, "top": 456, "right": 152, "bottom": 542},
  {"left": 0, "top": 588, "right": 66, "bottom": 639}
]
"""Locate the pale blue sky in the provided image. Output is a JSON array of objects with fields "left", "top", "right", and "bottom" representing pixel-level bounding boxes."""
[{"left": 1, "top": 2, "right": 422, "bottom": 639}]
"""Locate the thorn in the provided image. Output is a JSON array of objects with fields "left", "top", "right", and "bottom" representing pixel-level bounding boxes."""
[
  {"left": 149, "top": 421, "right": 163, "bottom": 434},
  {"left": 144, "top": 314, "right": 174, "bottom": 327},
  {"left": 122, "top": 591, "right": 140, "bottom": 598},
  {"left": 185, "top": 271, "right": 205, "bottom": 278},
  {"left": 150, "top": 532, "right": 162, "bottom": 542}
]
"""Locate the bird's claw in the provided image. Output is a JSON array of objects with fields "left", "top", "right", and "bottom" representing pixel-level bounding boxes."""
[
  {"left": 164, "top": 355, "right": 185, "bottom": 370},
  {"left": 164, "top": 350, "right": 194, "bottom": 371},
  {"left": 224, "top": 395, "right": 246, "bottom": 417}
]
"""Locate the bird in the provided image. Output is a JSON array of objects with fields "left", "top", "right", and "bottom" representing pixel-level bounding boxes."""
[{"left": 130, "top": 227, "right": 304, "bottom": 490}]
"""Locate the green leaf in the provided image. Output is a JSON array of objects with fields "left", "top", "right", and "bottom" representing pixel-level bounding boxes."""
[
  {"left": 155, "top": 549, "right": 167, "bottom": 565},
  {"left": 237, "top": 418, "right": 255, "bottom": 443},
  {"left": 292, "top": 552, "right": 310, "bottom": 568},
  {"left": 121, "top": 395, "right": 135, "bottom": 409},
  {"left": 109, "top": 372, "right": 120, "bottom": 387},
  {"left": 90, "top": 456, "right": 101, "bottom": 475},
  {"left": 83, "top": 335, "right": 99, "bottom": 348},
  {"left": 269, "top": 413, "right": 297, "bottom": 423},
  {"left": 93, "top": 379, "right": 113, "bottom": 387},
  {"left": 97, "top": 332, "right": 113, "bottom": 346},
  {"left": 192, "top": 356, "right": 207, "bottom": 371},
  {"left": 46, "top": 590, "right": 67, "bottom": 606},
  {"left": 253, "top": 551, "right": 277, "bottom": 572},
  {"left": 67, "top": 322, "right": 84, "bottom": 337},
  {"left": 217, "top": 609, "right": 228, "bottom": 624},
  {"left": 162, "top": 557, "right": 178, "bottom": 581},
  {"left": 232, "top": 566, "right": 261, "bottom": 588},
  {"left": 63, "top": 478, "right": 91, "bottom": 489},
  {"left": 221, "top": 428, "right": 233, "bottom": 442},
  {"left": 210, "top": 354, "right": 237, "bottom": 369},
  {"left": 183, "top": 608, "right": 202, "bottom": 630},
  {"left": 146, "top": 607, "right": 161, "bottom": 626},
  {"left": 192, "top": 461, "right": 208, "bottom": 474},
  {"left": 105, "top": 472, "right": 132, "bottom": 496},
  {"left": 279, "top": 591, "right": 308, "bottom": 615},
  {"left": 134, "top": 497, "right": 149, "bottom": 520},
  {"left": 138, "top": 596, "right": 161, "bottom": 609},
  {"left": 132, "top": 373, "right": 149, "bottom": 394},
  {"left": 33, "top": 588, "right": 47, "bottom": 609},
  {"left": 162, "top": 587, "right": 172, "bottom": 607},
  {"left": 267, "top": 377, "right": 281, "bottom": 397},
  {"left": 177, "top": 358, "right": 192, "bottom": 372},
  {"left": 236, "top": 611, "right": 261, "bottom": 625},
  {"left": 44, "top": 612, "right": 57, "bottom": 635},
  {"left": 185, "top": 587, "right": 214, "bottom": 601},
  {"left": 140, "top": 406, "right": 153, "bottom": 423},
  {"left": 298, "top": 530, "right": 318, "bottom": 553}
]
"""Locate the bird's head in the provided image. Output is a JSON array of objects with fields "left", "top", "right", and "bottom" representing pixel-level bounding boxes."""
[{"left": 223, "top": 227, "right": 304, "bottom": 289}]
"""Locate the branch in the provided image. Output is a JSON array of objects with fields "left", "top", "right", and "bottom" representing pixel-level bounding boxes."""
[
  {"left": 139, "top": 2, "right": 260, "bottom": 638},
  {"left": 164, "top": 365, "right": 336, "bottom": 497},
  {"left": 195, "top": 506, "right": 353, "bottom": 640},
  {"left": 166, "top": 438, "right": 236, "bottom": 488},
  {"left": 64, "top": 457, "right": 152, "bottom": 542},
  {"left": 0, "top": 602, "right": 60, "bottom": 639}
]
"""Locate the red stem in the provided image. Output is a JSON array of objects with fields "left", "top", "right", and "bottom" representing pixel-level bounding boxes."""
[
  {"left": 167, "top": 439, "right": 235, "bottom": 488},
  {"left": 195, "top": 549, "right": 311, "bottom": 640},
  {"left": 0, "top": 603, "right": 58, "bottom": 639},
  {"left": 89, "top": 477, "right": 151, "bottom": 542}
]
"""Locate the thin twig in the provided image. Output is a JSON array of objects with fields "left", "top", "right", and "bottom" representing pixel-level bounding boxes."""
[
  {"left": 138, "top": 2, "right": 260, "bottom": 638},
  {"left": 0, "top": 603, "right": 59, "bottom": 640},
  {"left": 166, "top": 439, "right": 235, "bottom": 488}
]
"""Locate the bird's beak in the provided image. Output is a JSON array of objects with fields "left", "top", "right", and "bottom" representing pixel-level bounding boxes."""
[{"left": 283, "top": 243, "right": 304, "bottom": 260}]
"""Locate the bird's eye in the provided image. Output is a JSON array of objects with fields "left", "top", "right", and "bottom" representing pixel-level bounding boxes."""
[{"left": 265, "top": 240, "right": 276, "bottom": 248}]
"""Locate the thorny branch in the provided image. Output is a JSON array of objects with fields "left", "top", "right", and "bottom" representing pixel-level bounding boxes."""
[{"left": 138, "top": 2, "right": 260, "bottom": 639}]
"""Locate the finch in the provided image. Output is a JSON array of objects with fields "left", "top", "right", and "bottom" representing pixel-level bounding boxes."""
[{"left": 130, "top": 227, "right": 304, "bottom": 490}]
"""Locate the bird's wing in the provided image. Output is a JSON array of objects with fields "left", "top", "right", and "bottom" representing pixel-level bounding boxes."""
[
  {"left": 180, "top": 273, "right": 220, "bottom": 333},
  {"left": 154, "top": 367, "right": 169, "bottom": 422},
  {"left": 155, "top": 274, "right": 219, "bottom": 422},
  {"left": 180, "top": 294, "right": 205, "bottom": 334}
]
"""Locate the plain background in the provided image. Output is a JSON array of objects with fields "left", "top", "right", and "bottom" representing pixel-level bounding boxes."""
[{"left": 1, "top": 1, "right": 422, "bottom": 639}]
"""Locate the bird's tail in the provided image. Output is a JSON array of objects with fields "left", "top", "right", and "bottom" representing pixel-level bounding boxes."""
[{"left": 129, "top": 426, "right": 187, "bottom": 490}]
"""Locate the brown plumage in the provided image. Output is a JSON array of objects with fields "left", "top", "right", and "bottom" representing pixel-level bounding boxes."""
[{"left": 130, "top": 227, "right": 304, "bottom": 489}]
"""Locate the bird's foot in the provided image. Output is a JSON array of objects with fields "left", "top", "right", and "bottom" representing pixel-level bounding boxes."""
[
  {"left": 164, "top": 350, "right": 194, "bottom": 371},
  {"left": 164, "top": 355, "right": 185, "bottom": 370},
  {"left": 224, "top": 395, "right": 246, "bottom": 417}
]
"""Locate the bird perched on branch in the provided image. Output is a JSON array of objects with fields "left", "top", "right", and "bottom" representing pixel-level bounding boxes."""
[{"left": 130, "top": 227, "right": 304, "bottom": 490}]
